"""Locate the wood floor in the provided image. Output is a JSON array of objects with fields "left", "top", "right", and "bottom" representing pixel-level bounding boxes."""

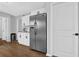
[{"left": 0, "top": 40, "right": 46, "bottom": 57}]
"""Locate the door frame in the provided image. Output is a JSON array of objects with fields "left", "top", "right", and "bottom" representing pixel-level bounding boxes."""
[{"left": 50, "top": 2, "right": 79, "bottom": 57}]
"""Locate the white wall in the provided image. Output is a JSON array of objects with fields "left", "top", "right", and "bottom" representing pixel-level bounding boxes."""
[{"left": 44, "top": 3, "right": 53, "bottom": 56}]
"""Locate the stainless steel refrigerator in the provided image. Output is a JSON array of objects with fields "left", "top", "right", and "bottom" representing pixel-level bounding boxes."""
[{"left": 30, "top": 13, "right": 47, "bottom": 53}]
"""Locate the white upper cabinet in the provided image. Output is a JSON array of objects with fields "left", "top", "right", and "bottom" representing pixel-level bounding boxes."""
[{"left": 22, "top": 15, "right": 29, "bottom": 32}]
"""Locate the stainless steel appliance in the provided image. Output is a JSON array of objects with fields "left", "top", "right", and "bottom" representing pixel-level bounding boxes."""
[{"left": 30, "top": 13, "right": 47, "bottom": 53}]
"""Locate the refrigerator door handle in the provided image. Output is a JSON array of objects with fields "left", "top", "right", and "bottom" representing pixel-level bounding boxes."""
[{"left": 30, "top": 25, "right": 35, "bottom": 29}]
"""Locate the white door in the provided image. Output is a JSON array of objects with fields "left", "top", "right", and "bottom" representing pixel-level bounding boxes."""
[
  {"left": 52, "top": 3, "right": 78, "bottom": 57},
  {"left": 2, "top": 17, "right": 8, "bottom": 41}
]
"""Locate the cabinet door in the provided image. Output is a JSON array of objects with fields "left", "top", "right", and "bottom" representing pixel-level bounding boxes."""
[
  {"left": 17, "top": 33, "right": 22, "bottom": 44},
  {"left": 22, "top": 33, "right": 27, "bottom": 46}
]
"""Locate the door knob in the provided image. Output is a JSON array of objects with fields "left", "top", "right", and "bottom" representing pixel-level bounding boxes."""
[{"left": 73, "top": 33, "right": 79, "bottom": 36}]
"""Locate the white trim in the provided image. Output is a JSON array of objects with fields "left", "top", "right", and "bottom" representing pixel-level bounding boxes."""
[
  {"left": 46, "top": 53, "right": 53, "bottom": 57},
  {"left": 73, "top": 2, "right": 79, "bottom": 57}
]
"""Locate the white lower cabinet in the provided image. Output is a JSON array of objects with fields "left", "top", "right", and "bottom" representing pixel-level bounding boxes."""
[{"left": 17, "top": 32, "right": 30, "bottom": 46}]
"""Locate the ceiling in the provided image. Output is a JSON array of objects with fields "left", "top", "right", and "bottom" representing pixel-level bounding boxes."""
[{"left": 0, "top": 2, "right": 46, "bottom": 16}]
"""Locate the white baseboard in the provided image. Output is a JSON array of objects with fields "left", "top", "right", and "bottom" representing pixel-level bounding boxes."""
[{"left": 46, "top": 53, "right": 53, "bottom": 57}]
